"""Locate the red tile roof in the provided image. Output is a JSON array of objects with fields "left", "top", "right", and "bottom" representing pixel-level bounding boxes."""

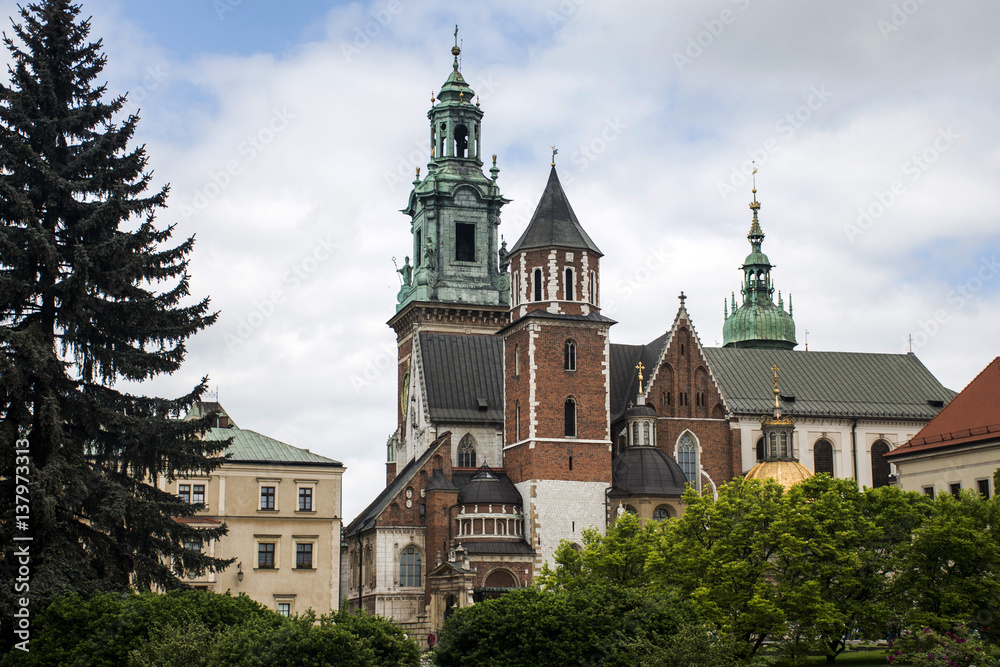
[
  {"left": 886, "top": 357, "right": 1000, "bottom": 458},
  {"left": 175, "top": 516, "right": 222, "bottom": 524}
]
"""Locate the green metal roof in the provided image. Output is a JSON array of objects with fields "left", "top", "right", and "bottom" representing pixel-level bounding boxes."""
[
  {"left": 702, "top": 348, "right": 955, "bottom": 420},
  {"left": 204, "top": 427, "right": 341, "bottom": 466}
]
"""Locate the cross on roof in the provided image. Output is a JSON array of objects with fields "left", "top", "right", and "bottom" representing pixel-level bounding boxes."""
[{"left": 679, "top": 291, "right": 686, "bottom": 306}]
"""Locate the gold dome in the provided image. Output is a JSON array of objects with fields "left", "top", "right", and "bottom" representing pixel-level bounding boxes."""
[{"left": 745, "top": 459, "right": 813, "bottom": 490}]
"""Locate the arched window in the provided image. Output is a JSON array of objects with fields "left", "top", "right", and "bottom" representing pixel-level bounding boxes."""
[
  {"left": 514, "top": 344, "right": 520, "bottom": 377},
  {"left": 871, "top": 440, "right": 891, "bottom": 488},
  {"left": 643, "top": 422, "right": 651, "bottom": 446},
  {"left": 565, "top": 268, "right": 574, "bottom": 301},
  {"left": 756, "top": 437, "right": 765, "bottom": 462},
  {"left": 814, "top": 439, "right": 834, "bottom": 475},
  {"left": 454, "top": 124, "right": 469, "bottom": 157},
  {"left": 515, "top": 402, "right": 521, "bottom": 441},
  {"left": 769, "top": 432, "right": 778, "bottom": 458},
  {"left": 564, "top": 340, "right": 576, "bottom": 371},
  {"left": 676, "top": 432, "right": 698, "bottom": 486},
  {"left": 564, "top": 398, "right": 577, "bottom": 437},
  {"left": 458, "top": 433, "right": 477, "bottom": 468},
  {"left": 631, "top": 422, "right": 639, "bottom": 447},
  {"left": 533, "top": 269, "right": 542, "bottom": 301},
  {"left": 400, "top": 547, "right": 421, "bottom": 587},
  {"left": 779, "top": 432, "right": 788, "bottom": 458},
  {"left": 653, "top": 505, "right": 674, "bottom": 521}
]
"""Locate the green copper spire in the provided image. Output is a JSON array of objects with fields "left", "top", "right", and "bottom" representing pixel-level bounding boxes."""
[
  {"left": 396, "top": 39, "right": 510, "bottom": 311},
  {"left": 722, "top": 178, "right": 797, "bottom": 350}
]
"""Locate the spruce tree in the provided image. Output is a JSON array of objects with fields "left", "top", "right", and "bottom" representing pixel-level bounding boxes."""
[{"left": 0, "top": 0, "right": 231, "bottom": 632}]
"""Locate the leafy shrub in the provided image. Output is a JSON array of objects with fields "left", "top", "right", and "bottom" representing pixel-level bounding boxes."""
[{"left": 887, "top": 625, "right": 1000, "bottom": 667}]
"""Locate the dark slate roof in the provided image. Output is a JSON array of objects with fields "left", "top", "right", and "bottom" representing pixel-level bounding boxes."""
[
  {"left": 462, "top": 540, "right": 535, "bottom": 555},
  {"left": 499, "top": 308, "right": 616, "bottom": 335},
  {"left": 609, "top": 447, "right": 688, "bottom": 497},
  {"left": 702, "top": 348, "right": 955, "bottom": 420},
  {"left": 426, "top": 468, "right": 458, "bottom": 492},
  {"left": 609, "top": 329, "right": 671, "bottom": 421},
  {"left": 457, "top": 467, "right": 523, "bottom": 505},
  {"left": 420, "top": 333, "right": 504, "bottom": 423},
  {"left": 345, "top": 435, "right": 444, "bottom": 537},
  {"left": 508, "top": 167, "right": 603, "bottom": 255}
]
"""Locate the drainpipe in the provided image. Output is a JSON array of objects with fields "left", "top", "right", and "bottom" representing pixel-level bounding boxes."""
[{"left": 851, "top": 420, "right": 859, "bottom": 482}]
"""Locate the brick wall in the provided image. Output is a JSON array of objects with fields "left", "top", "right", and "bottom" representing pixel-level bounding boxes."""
[{"left": 510, "top": 248, "right": 602, "bottom": 319}]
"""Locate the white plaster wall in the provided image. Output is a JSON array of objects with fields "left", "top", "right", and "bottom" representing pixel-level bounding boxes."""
[
  {"left": 514, "top": 479, "right": 609, "bottom": 575},
  {"left": 439, "top": 423, "right": 504, "bottom": 468}
]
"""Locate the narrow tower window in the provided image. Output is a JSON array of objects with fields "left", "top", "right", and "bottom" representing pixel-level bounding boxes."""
[
  {"left": 564, "top": 340, "right": 577, "bottom": 371},
  {"left": 455, "top": 223, "right": 475, "bottom": 262},
  {"left": 589, "top": 271, "right": 596, "bottom": 304},
  {"left": 454, "top": 124, "right": 469, "bottom": 158},
  {"left": 564, "top": 398, "right": 577, "bottom": 437},
  {"left": 515, "top": 402, "right": 521, "bottom": 441},
  {"left": 534, "top": 269, "right": 543, "bottom": 301},
  {"left": 514, "top": 344, "right": 520, "bottom": 377},
  {"left": 565, "top": 268, "right": 574, "bottom": 301}
]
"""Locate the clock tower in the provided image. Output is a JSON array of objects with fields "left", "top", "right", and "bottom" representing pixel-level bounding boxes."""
[{"left": 387, "top": 42, "right": 511, "bottom": 472}]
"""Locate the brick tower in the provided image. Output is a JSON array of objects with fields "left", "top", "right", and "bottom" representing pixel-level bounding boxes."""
[{"left": 500, "top": 165, "right": 614, "bottom": 574}]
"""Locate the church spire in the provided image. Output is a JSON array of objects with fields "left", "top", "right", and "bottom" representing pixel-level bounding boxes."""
[{"left": 721, "top": 171, "right": 797, "bottom": 350}]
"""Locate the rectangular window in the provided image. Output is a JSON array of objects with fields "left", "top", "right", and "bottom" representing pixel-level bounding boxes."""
[
  {"left": 923, "top": 486, "right": 935, "bottom": 499},
  {"left": 296, "top": 543, "right": 313, "bottom": 569},
  {"left": 184, "top": 539, "right": 202, "bottom": 553},
  {"left": 260, "top": 486, "right": 276, "bottom": 510},
  {"left": 950, "top": 482, "right": 962, "bottom": 497},
  {"left": 277, "top": 602, "right": 290, "bottom": 617},
  {"left": 298, "top": 487, "right": 313, "bottom": 511},
  {"left": 978, "top": 479, "right": 991, "bottom": 498},
  {"left": 178, "top": 484, "right": 191, "bottom": 503},
  {"left": 192, "top": 484, "right": 205, "bottom": 505},
  {"left": 258, "top": 543, "right": 276, "bottom": 569},
  {"left": 455, "top": 223, "right": 475, "bottom": 262}
]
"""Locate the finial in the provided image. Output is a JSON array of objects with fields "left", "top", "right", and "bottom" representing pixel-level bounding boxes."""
[
  {"left": 679, "top": 291, "right": 686, "bottom": 306},
  {"left": 431, "top": 90, "right": 436, "bottom": 106},
  {"left": 771, "top": 364, "right": 781, "bottom": 410},
  {"left": 749, "top": 162, "right": 761, "bottom": 215},
  {"left": 635, "top": 361, "right": 646, "bottom": 394},
  {"left": 459, "top": 89, "right": 464, "bottom": 103},
  {"left": 551, "top": 146, "right": 558, "bottom": 167},
  {"left": 492, "top": 154, "right": 497, "bottom": 166},
  {"left": 452, "top": 25, "right": 461, "bottom": 65},
  {"left": 416, "top": 167, "right": 420, "bottom": 178},
  {"left": 476, "top": 95, "right": 480, "bottom": 108},
  {"left": 430, "top": 145, "right": 435, "bottom": 158}
]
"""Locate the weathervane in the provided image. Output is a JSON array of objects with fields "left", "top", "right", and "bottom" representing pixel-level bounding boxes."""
[{"left": 551, "top": 146, "right": 558, "bottom": 166}]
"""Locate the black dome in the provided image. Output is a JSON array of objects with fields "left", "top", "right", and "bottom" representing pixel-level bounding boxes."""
[
  {"left": 609, "top": 447, "right": 687, "bottom": 497},
  {"left": 457, "top": 469, "right": 523, "bottom": 506},
  {"left": 624, "top": 404, "right": 657, "bottom": 419}
]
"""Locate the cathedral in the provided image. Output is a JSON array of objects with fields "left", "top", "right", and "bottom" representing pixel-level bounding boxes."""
[{"left": 342, "top": 45, "right": 955, "bottom": 638}]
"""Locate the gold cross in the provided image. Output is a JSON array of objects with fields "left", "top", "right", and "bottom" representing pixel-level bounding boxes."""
[{"left": 636, "top": 361, "right": 646, "bottom": 394}]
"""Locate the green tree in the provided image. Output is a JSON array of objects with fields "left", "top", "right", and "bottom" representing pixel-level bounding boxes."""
[
  {"left": 0, "top": 0, "right": 226, "bottom": 629},
  {"left": 649, "top": 477, "right": 786, "bottom": 657},
  {"left": 892, "top": 490, "right": 1000, "bottom": 631},
  {"left": 771, "top": 475, "right": 884, "bottom": 662}
]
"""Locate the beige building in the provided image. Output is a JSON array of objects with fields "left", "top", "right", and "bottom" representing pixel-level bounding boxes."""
[
  {"left": 886, "top": 357, "right": 999, "bottom": 499},
  {"left": 166, "top": 402, "right": 345, "bottom": 616}
]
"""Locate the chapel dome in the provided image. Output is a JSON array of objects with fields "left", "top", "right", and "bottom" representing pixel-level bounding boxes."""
[
  {"left": 722, "top": 300, "right": 796, "bottom": 350},
  {"left": 457, "top": 468, "right": 522, "bottom": 506},
  {"left": 609, "top": 447, "right": 688, "bottom": 497},
  {"left": 744, "top": 459, "right": 814, "bottom": 490}
]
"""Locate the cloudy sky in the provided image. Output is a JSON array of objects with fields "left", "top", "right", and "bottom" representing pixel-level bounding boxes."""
[{"left": 3, "top": 0, "right": 998, "bottom": 521}]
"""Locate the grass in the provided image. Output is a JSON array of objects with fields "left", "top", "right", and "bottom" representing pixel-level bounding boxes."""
[{"left": 768, "top": 649, "right": 888, "bottom": 666}]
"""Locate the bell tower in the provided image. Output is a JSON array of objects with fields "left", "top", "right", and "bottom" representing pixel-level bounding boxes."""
[
  {"left": 388, "top": 38, "right": 511, "bottom": 472},
  {"left": 501, "top": 164, "right": 614, "bottom": 575}
]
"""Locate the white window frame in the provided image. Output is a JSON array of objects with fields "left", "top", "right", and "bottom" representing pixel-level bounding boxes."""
[
  {"left": 255, "top": 535, "right": 280, "bottom": 570},
  {"left": 258, "top": 478, "right": 280, "bottom": 511}
]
